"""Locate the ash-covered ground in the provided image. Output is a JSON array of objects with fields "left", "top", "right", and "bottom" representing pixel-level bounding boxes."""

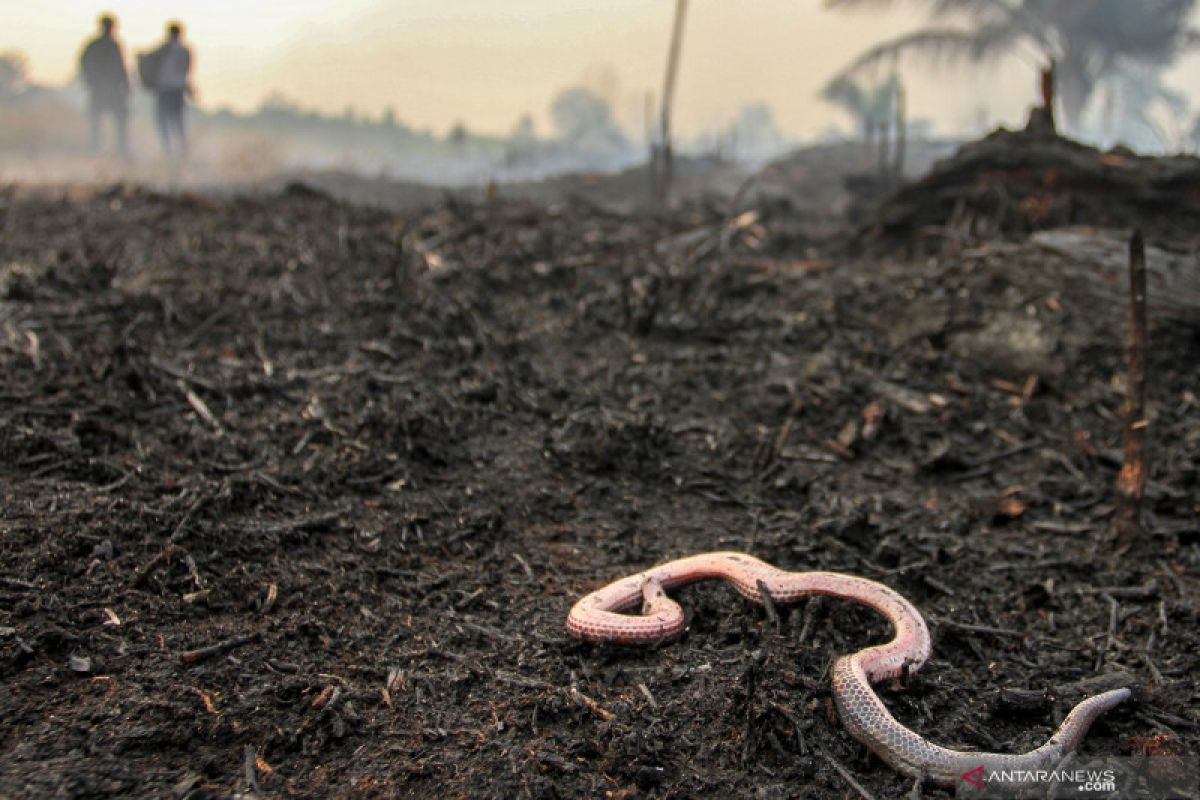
[{"left": 1, "top": 155, "right": 1197, "bottom": 799}]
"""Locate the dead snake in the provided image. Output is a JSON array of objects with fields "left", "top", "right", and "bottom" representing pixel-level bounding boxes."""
[{"left": 566, "top": 551, "right": 1130, "bottom": 787}]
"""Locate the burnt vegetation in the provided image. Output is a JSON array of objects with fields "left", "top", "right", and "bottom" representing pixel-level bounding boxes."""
[{"left": 1, "top": 124, "right": 1199, "bottom": 800}]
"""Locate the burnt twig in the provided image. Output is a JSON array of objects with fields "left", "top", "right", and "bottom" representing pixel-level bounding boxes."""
[
  {"left": 759, "top": 397, "right": 803, "bottom": 474},
  {"left": 1114, "top": 229, "right": 1148, "bottom": 546},
  {"left": 766, "top": 699, "right": 809, "bottom": 755},
  {"left": 930, "top": 616, "right": 1023, "bottom": 639},
  {"left": 568, "top": 671, "right": 614, "bottom": 721},
  {"left": 1095, "top": 593, "right": 1120, "bottom": 672},
  {"left": 819, "top": 746, "right": 878, "bottom": 800},
  {"left": 129, "top": 490, "right": 212, "bottom": 588},
  {"left": 740, "top": 647, "right": 768, "bottom": 765},
  {"left": 757, "top": 579, "right": 781, "bottom": 634},
  {"left": 242, "top": 744, "right": 262, "bottom": 795},
  {"left": 179, "top": 633, "right": 259, "bottom": 665}
]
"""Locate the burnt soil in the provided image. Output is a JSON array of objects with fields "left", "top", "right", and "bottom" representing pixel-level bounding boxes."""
[{"left": 1, "top": 179, "right": 1198, "bottom": 799}]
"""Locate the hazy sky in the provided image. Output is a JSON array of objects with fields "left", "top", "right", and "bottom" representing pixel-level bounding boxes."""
[{"left": 6, "top": 1, "right": 1200, "bottom": 141}]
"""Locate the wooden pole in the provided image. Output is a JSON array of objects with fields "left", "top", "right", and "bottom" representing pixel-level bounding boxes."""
[
  {"left": 645, "top": 89, "right": 657, "bottom": 201},
  {"left": 644, "top": 89, "right": 655, "bottom": 151},
  {"left": 1114, "top": 229, "right": 1148, "bottom": 545},
  {"left": 656, "top": 0, "right": 688, "bottom": 206}
]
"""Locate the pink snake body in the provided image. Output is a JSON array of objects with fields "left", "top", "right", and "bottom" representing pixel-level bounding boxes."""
[{"left": 566, "top": 552, "right": 1130, "bottom": 787}]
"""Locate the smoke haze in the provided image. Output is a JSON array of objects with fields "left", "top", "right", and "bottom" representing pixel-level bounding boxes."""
[{"left": 5, "top": 1, "right": 1200, "bottom": 188}]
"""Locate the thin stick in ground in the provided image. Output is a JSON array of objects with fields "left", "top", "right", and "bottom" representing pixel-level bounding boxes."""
[{"left": 1114, "top": 229, "right": 1148, "bottom": 545}]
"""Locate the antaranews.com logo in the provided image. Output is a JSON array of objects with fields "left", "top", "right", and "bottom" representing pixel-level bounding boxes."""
[{"left": 955, "top": 756, "right": 1197, "bottom": 798}]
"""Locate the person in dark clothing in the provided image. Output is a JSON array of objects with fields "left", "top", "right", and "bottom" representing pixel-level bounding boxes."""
[
  {"left": 144, "top": 22, "right": 194, "bottom": 156},
  {"left": 79, "top": 14, "right": 130, "bottom": 158}
]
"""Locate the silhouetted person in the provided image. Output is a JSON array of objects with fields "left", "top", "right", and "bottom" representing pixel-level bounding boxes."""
[
  {"left": 79, "top": 14, "right": 130, "bottom": 158},
  {"left": 142, "top": 22, "right": 193, "bottom": 157}
]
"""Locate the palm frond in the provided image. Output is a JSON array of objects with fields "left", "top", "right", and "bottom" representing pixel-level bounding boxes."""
[
  {"left": 1054, "top": 0, "right": 1200, "bottom": 64},
  {"left": 827, "top": 0, "right": 1053, "bottom": 51},
  {"left": 819, "top": 74, "right": 868, "bottom": 112},
  {"left": 970, "top": 20, "right": 1033, "bottom": 58},
  {"left": 824, "top": 0, "right": 1018, "bottom": 21},
  {"left": 830, "top": 26, "right": 1024, "bottom": 79},
  {"left": 1107, "top": 64, "right": 1190, "bottom": 117},
  {"left": 927, "top": 0, "right": 1020, "bottom": 20},
  {"left": 823, "top": 0, "right": 908, "bottom": 10},
  {"left": 819, "top": 72, "right": 903, "bottom": 129}
]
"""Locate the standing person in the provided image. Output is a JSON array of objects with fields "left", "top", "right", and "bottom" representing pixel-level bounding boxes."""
[
  {"left": 141, "top": 22, "right": 193, "bottom": 157},
  {"left": 79, "top": 14, "right": 130, "bottom": 158}
]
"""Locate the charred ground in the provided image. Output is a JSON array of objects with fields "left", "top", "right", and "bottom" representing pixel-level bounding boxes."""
[{"left": 0, "top": 152, "right": 1198, "bottom": 799}]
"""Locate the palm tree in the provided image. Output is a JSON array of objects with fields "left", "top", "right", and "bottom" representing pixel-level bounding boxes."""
[
  {"left": 821, "top": 72, "right": 909, "bottom": 174},
  {"left": 824, "top": 0, "right": 1200, "bottom": 133},
  {"left": 821, "top": 72, "right": 901, "bottom": 139},
  {"left": 820, "top": 72, "right": 903, "bottom": 164}
]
